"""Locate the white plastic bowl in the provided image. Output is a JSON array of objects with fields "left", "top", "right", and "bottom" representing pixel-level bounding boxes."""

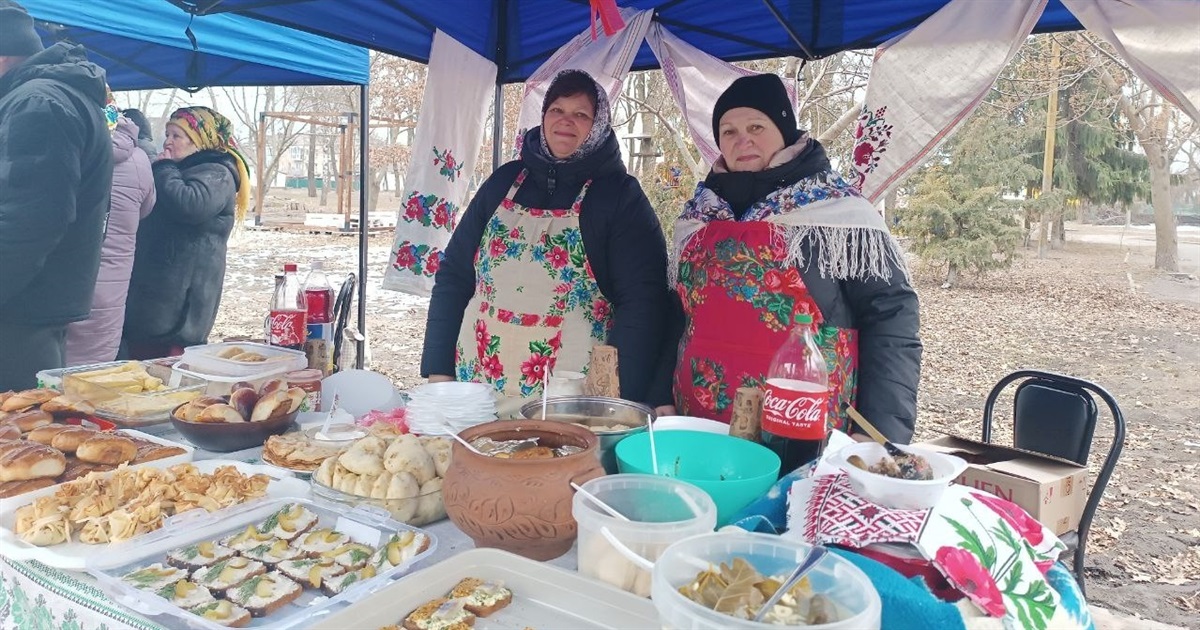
[
  {"left": 832, "top": 442, "right": 968, "bottom": 510},
  {"left": 653, "top": 415, "right": 730, "bottom": 435}
]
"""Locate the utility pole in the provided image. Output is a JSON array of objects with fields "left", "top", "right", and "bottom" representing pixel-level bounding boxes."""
[{"left": 1038, "top": 39, "right": 1061, "bottom": 259}]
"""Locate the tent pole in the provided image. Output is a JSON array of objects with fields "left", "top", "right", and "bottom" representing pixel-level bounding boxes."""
[
  {"left": 492, "top": 83, "right": 504, "bottom": 171},
  {"left": 255, "top": 113, "right": 266, "bottom": 226},
  {"left": 356, "top": 84, "right": 369, "bottom": 368}
]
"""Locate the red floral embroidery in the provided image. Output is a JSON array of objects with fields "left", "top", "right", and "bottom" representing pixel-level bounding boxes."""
[
  {"left": 970, "top": 492, "right": 1045, "bottom": 547},
  {"left": 488, "top": 237, "right": 508, "bottom": 258},
  {"left": 520, "top": 313, "right": 539, "bottom": 326},
  {"left": 592, "top": 301, "right": 610, "bottom": 321},
  {"left": 394, "top": 247, "right": 416, "bottom": 269},
  {"left": 851, "top": 106, "right": 893, "bottom": 190},
  {"left": 425, "top": 250, "right": 441, "bottom": 275},
  {"left": 935, "top": 546, "right": 1006, "bottom": 617}
]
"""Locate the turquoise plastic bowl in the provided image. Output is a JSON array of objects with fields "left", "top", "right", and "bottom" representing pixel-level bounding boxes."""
[{"left": 615, "top": 430, "right": 780, "bottom": 526}]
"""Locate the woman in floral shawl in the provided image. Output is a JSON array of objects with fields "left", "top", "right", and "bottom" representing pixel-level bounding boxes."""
[{"left": 658, "top": 73, "right": 922, "bottom": 448}]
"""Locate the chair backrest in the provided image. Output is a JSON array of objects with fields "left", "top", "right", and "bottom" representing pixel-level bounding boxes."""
[{"left": 1012, "top": 378, "right": 1098, "bottom": 466}]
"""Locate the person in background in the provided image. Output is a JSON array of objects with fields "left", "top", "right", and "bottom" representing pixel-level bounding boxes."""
[
  {"left": 658, "top": 74, "right": 922, "bottom": 443},
  {"left": 422, "top": 69, "right": 671, "bottom": 407},
  {"left": 121, "top": 105, "right": 250, "bottom": 360},
  {"left": 120, "top": 107, "right": 158, "bottom": 161},
  {"left": 0, "top": 0, "right": 112, "bottom": 390},
  {"left": 66, "top": 91, "right": 156, "bottom": 366}
]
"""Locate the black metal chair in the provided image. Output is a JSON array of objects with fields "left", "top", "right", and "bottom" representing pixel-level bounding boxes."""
[
  {"left": 981, "top": 370, "right": 1126, "bottom": 596},
  {"left": 331, "top": 273, "right": 356, "bottom": 371}
]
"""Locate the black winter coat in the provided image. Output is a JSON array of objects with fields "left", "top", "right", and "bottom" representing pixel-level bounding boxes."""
[
  {"left": 0, "top": 43, "right": 112, "bottom": 326},
  {"left": 659, "top": 140, "right": 922, "bottom": 443},
  {"left": 122, "top": 150, "right": 238, "bottom": 347},
  {"left": 422, "top": 128, "right": 671, "bottom": 406}
]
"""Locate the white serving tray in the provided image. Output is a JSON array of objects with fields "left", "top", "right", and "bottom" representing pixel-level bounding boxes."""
[
  {"left": 0, "top": 460, "right": 308, "bottom": 570},
  {"left": 89, "top": 497, "right": 438, "bottom": 630},
  {"left": 307, "top": 547, "right": 660, "bottom": 630},
  {"left": 0, "top": 429, "right": 195, "bottom": 509}
]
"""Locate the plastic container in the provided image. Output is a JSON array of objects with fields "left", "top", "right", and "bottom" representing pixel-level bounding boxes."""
[
  {"left": 42, "top": 361, "right": 206, "bottom": 427},
  {"left": 651, "top": 532, "right": 881, "bottom": 630},
  {"left": 180, "top": 342, "right": 307, "bottom": 378},
  {"left": 170, "top": 363, "right": 292, "bottom": 397},
  {"left": 89, "top": 497, "right": 436, "bottom": 630},
  {"left": 574, "top": 474, "right": 716, "bottom": 597},
  {"left": 832, "top": 442, "right": 968, "bottom": 510},
  {"left": 615, "top": 430, "right": 779, "bottom": 527}
]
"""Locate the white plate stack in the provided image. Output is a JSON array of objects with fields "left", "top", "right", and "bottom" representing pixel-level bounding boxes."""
[{"left": 406, "top": 381, "right": 498, "bottom": 435}]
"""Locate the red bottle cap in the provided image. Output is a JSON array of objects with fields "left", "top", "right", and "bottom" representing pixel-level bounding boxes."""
[{"left": 283, "top": 263, "right": 298, "bottom": 272}]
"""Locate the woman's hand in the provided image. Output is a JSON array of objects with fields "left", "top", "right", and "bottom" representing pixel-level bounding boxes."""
[
  {"left": 155, "top": 147, "right": 173, "bottom": 161},
  {"left": 655, "top": 405, "right": 677, "bottom": 416},
  {"left": 427, "top": 374, "right": 454, "bottom": 384}
]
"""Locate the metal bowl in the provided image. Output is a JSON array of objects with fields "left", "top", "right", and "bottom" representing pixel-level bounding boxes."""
[{"left": 520, "top": 396, "right": 653, "bottom": 474}]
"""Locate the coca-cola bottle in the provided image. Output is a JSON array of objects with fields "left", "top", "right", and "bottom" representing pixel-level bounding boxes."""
[
  {"left": 267, "top": 263, "right": 307, "bottom": 350},
  {"left": 760, "top": 314, "right": 830, "bottom": 476},
  {"left": 303, "top": 260, "right": 336, "bottom": 373}
]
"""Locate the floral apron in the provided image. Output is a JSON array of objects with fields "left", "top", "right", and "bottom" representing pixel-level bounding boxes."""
[
  {"left": 674, "top": 221, "right": 858, "bottom": 430},
  {"left": 455, "top": 170, "right": 613, "bottom": 398}
]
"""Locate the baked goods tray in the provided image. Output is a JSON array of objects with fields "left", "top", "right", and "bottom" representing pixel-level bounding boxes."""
[
  {"left": 0, "top": 460, "right": 308, "bottom": 570},
  {"left": 306, "top": 547, "right": 660, "bottom": 630},
  {"left": 88, "top": 497, "right": 437, "bottom": 630},
  {"left": 0, "top": 429, "right": 194, "bottom": 505}
]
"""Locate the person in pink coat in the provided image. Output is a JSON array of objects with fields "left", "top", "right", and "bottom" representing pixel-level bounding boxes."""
[{"left": 65, "top": 111, "right": 156, "bottom": 366}]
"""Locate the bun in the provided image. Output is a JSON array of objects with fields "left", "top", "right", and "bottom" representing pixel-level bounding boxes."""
[
  {"left": 0, "top": 478, "right": 57, "bottom": 498},
  {"left": 26, "top": 424, "right": 72, "bottom": 445},
  {"left": 250, "top": 390, "right": 290, "bottom": 422},
  {"left": 40, "top": 394, "right": 96, "bottom": 416},
  {"left": 50, "top": 427, "right": 99, "bottom": 453},
  {"left": 76, "top": 435, "right": 138, "bottom": 465},
  {"left": 131, "top": 440, "right": 187, "bottom": 463},
  {"left": 1, "top": 389, "right": 57, "bottom": 412},
  {"left": 228, "top": 388, "right": 259, "bottom": 419},
  {"left": 284, "top": 387, "right": 306, "bottom": 414},
  {"left": 60, "top": 459, "right": 114, "bottom": 482},
  {"left": 0, "top": 423, "right": 20, "bottom": 441},
  {"left": 7, "top": 410, "right": 54, "bottom": 433},
  {"left": 0, "top": 442, "right": 67, "bottom": 481},
  {"left": 197, "top": 404, "right": 245, "bottom": 424}
]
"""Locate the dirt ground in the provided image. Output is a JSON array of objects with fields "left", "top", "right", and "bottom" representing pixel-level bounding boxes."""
[{"left": 209, "top": 220, "right": 1200, "bottom": 628}]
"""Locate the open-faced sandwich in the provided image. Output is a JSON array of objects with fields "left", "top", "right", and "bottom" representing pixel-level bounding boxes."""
[
  {"left": 226, "top": 572, "right": 303, "bottom": 618},
  {"left": 189, "top": 600, "right": 252, "bottom": 628},
  {"left": 191, "top": 556, "right": 267, "bottom": 591}
]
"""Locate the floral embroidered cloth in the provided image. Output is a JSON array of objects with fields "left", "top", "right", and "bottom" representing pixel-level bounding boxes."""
[
  {"left": 454, "top": 170, "right": 611, "bottom": 397},
  {"left": 787, "top": 473, "right": 1092, "bottom": 630}
]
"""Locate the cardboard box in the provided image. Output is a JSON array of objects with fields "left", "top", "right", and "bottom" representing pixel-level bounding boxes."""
[{"left": 918, "top": 435, "right": 1088, "bottom": 535}]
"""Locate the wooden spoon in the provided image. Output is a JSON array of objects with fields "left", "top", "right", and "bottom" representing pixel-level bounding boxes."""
[{"left": 844, "top": 404, "right": 906, "bottom": 458}]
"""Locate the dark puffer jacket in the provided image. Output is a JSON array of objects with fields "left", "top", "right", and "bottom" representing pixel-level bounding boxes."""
[
  {"left": 122, "top": 150, "right": 238, "bottom": 348},
  {"left": 0, "top": 43, "right": 112, "bottom": 326},
  {"left": 422, "top": 128, "right": 671, "bottom": 406}
]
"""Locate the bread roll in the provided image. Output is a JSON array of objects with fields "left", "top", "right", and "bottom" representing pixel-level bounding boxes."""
[
  {"left": 284, "top": 387, "right": 306, "bottom": 414},
  {"left": 0, "top": 442, "right": 67, "bottom": 481},
  {"left": 0, "top": 388, "right": 57, "bottom": 412},
  {"left": 0, "top": 391, "right": 13, "bottom": 407},
  {"left": 175, "top": 401, "right": 209, "bottom": 422},
  {"left": 250, "top": 390, "right": 290, "bottom": 422},
  {"left": 228, "top": 388, "right": 259, "bottom": 420},
  {"left": 7, "top": 409, "right": 54, "bottom": 432},
  {"left": 51, "top": 427, "right": 99, "bottom": 453},
  {"left": 352, "top": 472, "right": 376, "bottom": 497},
  {"left": 0, "top": 423, "right": 20, "bottom": 441},
  {"left": 338, "top": 436, "right": 387, "bottom": 476},
  {"left": 198, "top": 404, "right": 245, "bottom": 424},
  {"left": 60, "top": 459, "right": 114, "bottom": 482},
  {"left": 76, "top": 435, "right": 138, "bottom": 465},
  {"left": 26, "top": 424, "right": 73, "bottom": 445},
  {"left": 40, "top": 394, "right": 96, "bottom": 416}
]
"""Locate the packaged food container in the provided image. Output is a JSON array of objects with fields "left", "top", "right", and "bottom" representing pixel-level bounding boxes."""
[
  {"left": 89, "top": 498, "right": 437, "bottom": 630},
  {"left": 40, "top": 361, "right": 206, "bottom": 427},
  {"left": 181, "top": 342, "right": 307, "bottom": 378},
  {"left": 170, "top": 363, "right": 293, "bottom": 397},
  {"left": 574, "top": 474, "right": 716, "bottom": 597},
  {"left": 310, "top": 472, "right": 446, "bottom": 527},
  {"left": 651, "top": 532, "right": 881, "bottom": 630},
  {"left": 832, "top": 442, "right": 968, "bottom": 510}
]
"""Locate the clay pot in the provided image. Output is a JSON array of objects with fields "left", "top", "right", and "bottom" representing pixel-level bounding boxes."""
[{"left": 443, "top": 420, "right": 605, "bottom": 561}]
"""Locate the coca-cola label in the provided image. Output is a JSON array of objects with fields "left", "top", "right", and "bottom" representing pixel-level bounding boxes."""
[
  {"left": 761, "top": 381, "right": 828, "bottom": 440},
  {"left": 268, "top": 310, "right": 306, "bottom": 347}
]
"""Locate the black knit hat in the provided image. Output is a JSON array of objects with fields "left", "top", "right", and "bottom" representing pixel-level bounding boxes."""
[
  {"left": 712, "top": 74, "right": 800, "bottom": 146},
  {"left": 0, "top": 0, "right": 43, "bottom": 57}
]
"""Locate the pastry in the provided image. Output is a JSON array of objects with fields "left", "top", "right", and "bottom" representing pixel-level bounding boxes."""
[
  {"left": 228, "top": 388, "right": 259, "bottom": 420},
  {"left": 40, "top": 394, "right": 96, "bottom": 416},
  {"left": 0, "top": 441, "right": 67, "bottom": 481},
  {"left": 190, "top": 600, "right": 252, "bottom": 628},
  {"left": 338, "top": 436, "right": 387, "bottom": 476},
  {"left": 447, "top": 577, "right": 513, "bottom": 617},
  {"left": 261, "top": 433, "right": 342, "bottom": 473},
  {"left": 371, "top": 531, "right": 432, "bottom": 572},
  {"left": 226, "top": 572, "right": 303, "bottom": 617},
  {"left": 250, "top": 390, "right": 291, "bottom": 422},
  {"left": 26, "top": 423, "right": 72, "bottom": 444},
  {"left": 284, "top": 387, "right": 306, "bottom": 414},
  {"left": 14, "top": 496, "right": 70, "bottom": 545},
  {"left": 155, "top": 580, "right": 216, "bottom": 609},
  {"left": 258, "top": 504, "right": 318, "bottom": 541},
  {"left": 0, "top": 423, "right": 20, "bottom": 441},
  {"left": 296, "top": 528, "right": 350, "bottom": 557},
  {"left": 0, "top": 477, "right": 57, "bottom": 498},
  {"left": 50, "top": 427, "right": 99, "bottom": 453},
  {"left": 130, "top": 440, "right": 188, "bottom": 464},
  {"left": 276, "top": 556, "right": 346, "bottom": 589},
  {"left": 60, "top": 459, "right": 114, "bottom": 482},
  {"left": 76, "top": 435, "right": 138, "bottom": 465},
  {"left": 6, "top": 409, "right": 54, "bottom": 433},
  {"left": 402, "top": 598, "right": 475, "bottom": 630},
  {"left": 197, "top": 404, "right": 245, "bottom": 424},
  {"left": 167, "top": 540, "right": 237, "bottom": 570},
  {"left": 0, "top": 388, "right": 57, "bottom": 412},
  {"left": 121, "top": 563, "right": 189, "bottom": 591},
  {"left": 192, "top": 557, "right": 267, "bottom": 591},
  {"left": 383, "top": 435, "right": 436, "bottom": 484},
  {"left": 319, "top": 564, "right": 377, "bottom": 598}
]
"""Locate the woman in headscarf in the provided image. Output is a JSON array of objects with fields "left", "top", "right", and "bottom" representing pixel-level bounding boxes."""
[
  {"left": 659, "top": 74, "right": 922, "bottom": 449},
  {"left": 65, "top": 89, "right": 156, "bottom": 365},
  {"left": 121, "top": 105, "right": 250, "bottom": 359},
  {"left": 422, "top": 69, "right": 671, "bottom": 407}
]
